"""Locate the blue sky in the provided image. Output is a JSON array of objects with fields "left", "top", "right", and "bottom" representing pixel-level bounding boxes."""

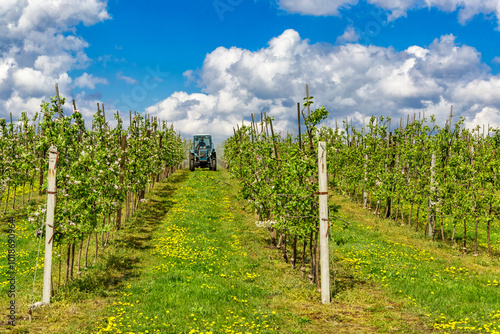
[{"left": 2, "top": 0, "right": 500, "bottom": 141}]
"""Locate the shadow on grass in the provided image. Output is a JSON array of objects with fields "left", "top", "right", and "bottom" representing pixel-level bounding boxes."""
[
  {"left": 118, "top": 172, "right": 187, "bottom": 251},
  {"left": 54, "top": 253, "right": 141, "bottom": 302},
  {"left": 55, "top": 170, "right": 189, "bottom": 301}
]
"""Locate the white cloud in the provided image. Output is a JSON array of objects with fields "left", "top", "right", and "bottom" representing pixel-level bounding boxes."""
[
  {"left": 147, "top": 29, "right": 500, "bottom": 142},
  {"left": 116, "top": 72, "right": 138, "bottom": 85},
  {"left": 336, "top": 26, "right": 361, "bottom": 44},
  {"left": 183, "top": 69, "right": 197, "bottom": 84},
  {"left": 465, "top": 106, "right": 500, "bottom": 130},
  {"left": 0, "top": 0, "right": 109, "bottom": 120},
  {"left": 277, "top": 0, "right": 358, "bottom": 16},
  {"left": 424, "top": 0, "right": 500, "bottom": 24},
  {"left": 276, "top": 0, "right": 500, "bottom": 25},
  {"left": 74, "top": 73, "right": 108, "bottom": 89},
  {"left": 7, "top": 0, "right": 109, "bottom": 35},
  {"left": 12, "top": 68, "right": 52, "bottom": 96},
  {"left": 453, "top": 77, "right": 500, "bottom": 105},
  {"left": 34, "top": 54, "right": 77, "bottom": 75}
]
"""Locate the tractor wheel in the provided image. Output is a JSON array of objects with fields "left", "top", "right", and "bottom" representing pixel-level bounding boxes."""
[
  {"left": 189, "top": 154, "right": 195, "bottom": 171},
  {"left": 211, "top": 158, "right": 217, "bottom": 171}
]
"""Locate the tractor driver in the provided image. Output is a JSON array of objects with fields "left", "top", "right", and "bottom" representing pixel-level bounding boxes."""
[{"left": 198, "top": 138, "right": 206, "bottom": 149}]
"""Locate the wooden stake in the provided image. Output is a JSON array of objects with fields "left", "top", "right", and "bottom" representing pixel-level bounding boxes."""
[
  {"left": 55, "top": 84, "right": 62, "bottom": 118},
  {"left": 297, "top": 102, "right": 302, "bottom": 149},
  {"left": 306, "top": 84, "right": 310, "bottom": 116}
]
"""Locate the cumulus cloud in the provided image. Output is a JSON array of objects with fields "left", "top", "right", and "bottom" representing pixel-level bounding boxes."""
[
  {"left": 336, "top": 26, "right": 361, "bottom": 43},
  {"left": 74, "top": 73, "right": 109, "bottom": 89},
  {"left": 5, "top": 0, "right": 109, "bottom": 35},
  {"left": 276, "top": 0, "right": 500, "bottom": 25},
  {"left": 465, "top": 106, "right": 500, "bottom": 130},
  {"left": 147, "top": 29, "right": 500, "bottom": 142},
  {"left": 0, "top": 0, "right": 109, "bottom": 120}
]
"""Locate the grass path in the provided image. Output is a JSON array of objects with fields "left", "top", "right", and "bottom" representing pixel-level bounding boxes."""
[
  {"left": 6, "top": 168, "right": 485, "bottom": 333},
  {"left": 331, "top": 194, "right": 500, "bottom": 333},
  {"left": 92, "top": 169, "right": 282, "bottom": 334},
  {"left": 87, "top": 169, "right": 438, "bottom": 334}
]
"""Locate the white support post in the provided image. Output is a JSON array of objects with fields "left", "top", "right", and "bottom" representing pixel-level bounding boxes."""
[
  {"left": 428, "top": 152, "right": 436, "bottom": 238},
  {"left": 318, "top": 141, "right": 330, "bottom": 304},
  {"left": 43, "top": 145, "right": 57, "bottom": 305},
  {"left": 363, "top": 153, "right": 368, "bottom": 208}
]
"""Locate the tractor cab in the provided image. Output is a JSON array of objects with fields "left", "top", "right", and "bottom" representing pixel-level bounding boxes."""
[
  {"left": 190, "top": 134, "right": 216, "bottom": 171},
  {"left": 194, "top": 135, "right": 211, "bottom": 150}
]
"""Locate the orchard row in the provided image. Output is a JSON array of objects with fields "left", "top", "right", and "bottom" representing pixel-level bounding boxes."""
[
  {"left": 0, "top": 96, "right": 185, "bottom": 284},
  {"left": 223, "top": 100, "right": 500, "bottom": 291}
]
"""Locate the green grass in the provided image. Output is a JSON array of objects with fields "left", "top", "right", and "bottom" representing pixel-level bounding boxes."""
[
  {"left": 92, "top": 169, "right": 286, "bottom": 334},
  {"left": 331, "top": 193, "right": 500, "bottom": 333},
  {"left": 8, "top": 168, "right": 500, "bottom": 333},
  {"left": 0, "top": 171, "right": 187, "bottom": 333}
]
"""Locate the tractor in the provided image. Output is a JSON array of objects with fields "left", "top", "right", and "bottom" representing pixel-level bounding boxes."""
[{"left": 189, "top": 134, "right": 217, "bottom": 171}]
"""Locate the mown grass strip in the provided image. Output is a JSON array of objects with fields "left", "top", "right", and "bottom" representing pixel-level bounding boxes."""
[
  {"left": 5, "top": 168, "right": 453, "bottom": 333},
  {"left": 93, "top": 169, "right": 281, "bottom": 334},
  {"left": 331, "top": 194, "right": 500, "bottom": 333}
]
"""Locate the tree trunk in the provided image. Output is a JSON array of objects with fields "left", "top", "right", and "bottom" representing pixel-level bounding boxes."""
[
  {"left": 11, "top": 185, "right": 16, "bottom": 209},
  {"left": 58, "top": 244, "right": 62, "bottom": 287},
  {"left": 463, "top": 218, "right": 467, "bottom": 255},
  {"left": 308, "top": 231, "right": 315, "bottom": 283},
  {"left": 451, "top": 224, "right": 455, "bottom": 246},
  {"left": 400, "top": 202, "right": 404, "bottom": 226},
  {"left": 474, "top": 219, "right": 478, "bottom": 255},
  {"left": 3, "top": 184, "right": 9, "bottom": 213},
  {"left": 139, "top": 189, "right": 146, "bottom": 201},
  {"left": 277, "top": 232, "right": 283, "bottom": 249},
  {"left": 77, "top": 239, "right": 83, "bottom": 274},
  {"left": 487, "top": 220, "right": 492, "bottom": 256},
  {"left": 116, "top": 204, "right": 122, "bottom": 231},
  {"left": 415, "top": 202, "right": 421, "bottom": 232},
  {"left": 408, "top": 202, "right": 413, "bottom": 228},
  {"left": 488, "top": 203, "right": 493, "bottom": 256},
  {"left": 394, "top": 198, "right": 399, "bottom": 222},
  {"left": 384, "top": 197, "right": 391, "bottom": 218},
  {"left": 432, "top": 214, "right": 437, "bottom": 241},
  {"left": 314, "top": 230, "right": 320, "bottom": 291},
  {"left": 301, "top": 237, "right": 307, "bottom": 278},
  {"left": 125, "top": 191, "right": 130, "bottom": 222},
  {"left": 70, "top": 242, "right": 75, "bottom": 279},
  {"left": 39, "top": 151, "right": 44, "bottom": 195},
  {"left": 29, "top": 171, "right": 34, "bottom": 201},
  {"left": 85, "top": 233, "right": 91, "bottom": 269},
  {"left": 269, "top": 227, "right": 277, "bottom": 246},
  {"left": 65, "top": 243, "right": 71, "bottom": 285},
  {"left": 94, "top": 232, "right": 99, "bottom": 263},
  {"left": 100, "top": 216, "right": 106, "bottom": 250},
  {"left": 105, "top": 213, "right": 111, "bottom": 246},
  {"left": 282, "top": 232, "right": 288, "bottom": 263},
  {"left": 440, "top": 215, "right": 445, "bottom": 242}
]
